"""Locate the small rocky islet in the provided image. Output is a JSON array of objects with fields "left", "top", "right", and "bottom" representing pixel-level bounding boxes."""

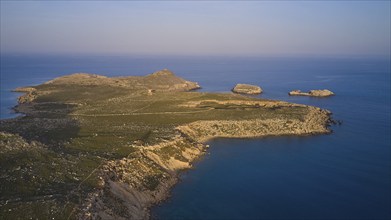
[
  {"left": 0, "top": 69, "right": 334, "bottom": 219},
  {"left": 232, "top": 83, "right": 263, "bottom": 94},
  {"left": 289, "top": 89, "right": 335, "bottom": 97}
]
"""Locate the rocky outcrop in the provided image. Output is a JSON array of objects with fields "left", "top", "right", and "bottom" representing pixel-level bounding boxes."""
[
  {"left": 17, "top": 92, "right": 37, "bottom": 104},
  {"left": 0, "top": 132, "right": 42, "bottom": 153},
  {"left": 232, "top": 84, "right": 262, "bottom": 94},
  {"left": 79, "top": 136, "right": 206, "bottom": 220},
  {"left": 177, "top": 106, "right": 331, "bottom": 142},
  {"left": 144, "top": 69, "right": 201, "bottom": 91},
  {"left": 289, "top": 89, "right": 334, "bottom": 97},
  {"left": 12, "top": 87, "right": 37, "bottom": 104},
  {"left": 147, "top": 69, "right": 175, "bottom": 77}
]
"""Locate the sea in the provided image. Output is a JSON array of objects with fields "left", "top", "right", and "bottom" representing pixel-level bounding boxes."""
[{"left": 1, "top": 54, "right": 390, "bottom": 219}]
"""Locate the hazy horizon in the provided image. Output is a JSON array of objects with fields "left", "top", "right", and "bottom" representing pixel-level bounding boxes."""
[{"left": 1, "top": 1, "right": 390, "bottom": 57}]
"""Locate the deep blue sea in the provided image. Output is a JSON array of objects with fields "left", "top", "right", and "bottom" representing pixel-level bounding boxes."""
[{"left": 1, "top": 55, "right": 390, "bottom": 219}]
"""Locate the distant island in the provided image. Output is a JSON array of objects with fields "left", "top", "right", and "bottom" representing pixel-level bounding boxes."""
[{"left": 0, "top": 69, "right": 333, "bottom": 219}]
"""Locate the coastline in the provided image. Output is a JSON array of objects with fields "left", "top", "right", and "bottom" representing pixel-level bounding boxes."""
[
  {"left": 80, "top": 106, "right": 332, "bottom": 219},
  {"left": 0, "top": 70, "right": 333, "bottom": 219}
]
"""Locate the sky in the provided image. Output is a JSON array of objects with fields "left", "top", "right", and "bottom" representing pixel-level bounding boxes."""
[{"left": 1, "top": 1, "right": 390, "bottom": 57}]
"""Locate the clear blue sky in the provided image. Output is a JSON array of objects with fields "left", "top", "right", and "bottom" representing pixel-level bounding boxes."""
[{"left": 1, "top": 1, "right": 390, "bottom": 57}]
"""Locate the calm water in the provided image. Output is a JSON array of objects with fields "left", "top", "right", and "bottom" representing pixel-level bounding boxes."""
[{"left": 1, "top": 55, "right": 390, "bottom": 219}]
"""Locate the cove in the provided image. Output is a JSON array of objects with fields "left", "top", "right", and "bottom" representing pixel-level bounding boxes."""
[{"left": 153, "top": 131, "right": 390, "bottom": 219}]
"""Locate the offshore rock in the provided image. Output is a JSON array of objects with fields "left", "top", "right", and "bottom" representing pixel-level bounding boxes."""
[
  {"left": 232, "top": 84, "right": 262, "bottom": 94},
  {"left": 289, "top": 89, "right": 334, "bottom": 97}
]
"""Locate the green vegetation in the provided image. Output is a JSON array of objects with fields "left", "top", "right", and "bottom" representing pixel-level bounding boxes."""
[{"left": 0, "top": 70, "right": 330, "bottom": 219}]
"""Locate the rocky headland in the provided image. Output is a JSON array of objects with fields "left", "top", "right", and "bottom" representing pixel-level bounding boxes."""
[
  {"left": 0, "top": 69, "right": 332, "bottom": 219},
  {"left": 289, "top": 89, "right": 335, "bottom": 97},
  {"left": 232, "top": 83, "right": 262, "bottom": 94}
]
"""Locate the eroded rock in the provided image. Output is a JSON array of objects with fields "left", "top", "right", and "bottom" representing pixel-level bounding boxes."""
[
  {"left": 289, "top": 89, "right": 334, "bottom": 97},
  {"left": 232, "top": 84, "right": 262, "bottom": 94}
]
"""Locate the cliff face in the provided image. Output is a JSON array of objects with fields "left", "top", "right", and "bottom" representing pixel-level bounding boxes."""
[
  {"left": 80, "top": 136, "right": 205, "bottom": 219},
  {"left": 0, "top": 69, "right": 333, "bottom": 220},
  {"left": 178, "top": 107, "right": 330, "bottom": 142}
]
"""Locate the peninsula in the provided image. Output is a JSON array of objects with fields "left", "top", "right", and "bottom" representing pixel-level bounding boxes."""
[{"left": 0, "top": 69, "right": 333, "bottom": 219}]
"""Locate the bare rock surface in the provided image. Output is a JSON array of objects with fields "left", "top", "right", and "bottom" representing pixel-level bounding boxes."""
[
  {"left": 232, "top": 83, "right": 262, "bottom": 94},
  {"left": 289, "top": 89, "right": 334, "bottom": 97}
]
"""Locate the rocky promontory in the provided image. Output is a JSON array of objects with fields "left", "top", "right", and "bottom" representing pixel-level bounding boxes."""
[
  {"left": 0, "top": 69, "right": 333, "bottom": 220},
  {"left": 232, "top": 83, "right": 262, "bottom": 94},
  {"left": 289, "top": 89, "right": 334, "bottom": 97}
]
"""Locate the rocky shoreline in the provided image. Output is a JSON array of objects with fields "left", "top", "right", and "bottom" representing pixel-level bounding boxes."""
[
  {"left": 78, "top": 135, "right": 206, "bottom": 219},
  {"left": 0, "top": 69, "right": 333, "bottom": 219},
  {"left": 79, "top": 106, "right": 332, "bottom": 219}
]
